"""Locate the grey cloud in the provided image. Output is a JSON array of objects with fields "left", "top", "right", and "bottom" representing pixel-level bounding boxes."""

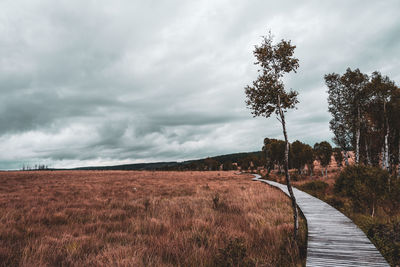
[
  {"left": 0, "top": 90, "right": 119, "bottom": 134},
  {"left": 0, "top": 0, "right": 399, "bottom": 169}
]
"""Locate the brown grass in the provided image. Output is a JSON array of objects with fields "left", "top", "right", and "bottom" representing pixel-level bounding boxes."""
[{"left": 0, "top": 170, "right": 305, "bottom": 266}]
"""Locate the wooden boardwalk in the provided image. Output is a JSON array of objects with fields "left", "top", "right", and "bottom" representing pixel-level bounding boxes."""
[{"left": 252, "top": 174, "right": 389, "bottom": 267}]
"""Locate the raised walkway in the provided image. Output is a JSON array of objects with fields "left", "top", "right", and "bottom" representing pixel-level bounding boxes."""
[{"left": 252, "top": 174, "right": 389, "bottom": 267}]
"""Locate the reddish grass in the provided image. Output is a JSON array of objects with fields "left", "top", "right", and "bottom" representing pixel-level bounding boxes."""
[{"left": 0, "top": 171, "right": 305, "bottom": 266}]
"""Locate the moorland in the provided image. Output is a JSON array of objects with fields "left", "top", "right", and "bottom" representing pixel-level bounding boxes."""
[{"left": 0, "top": 170, "right": 306, "bottom": 267}]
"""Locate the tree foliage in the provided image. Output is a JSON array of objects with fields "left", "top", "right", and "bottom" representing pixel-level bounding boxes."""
[
  {"left": 313, "top": 141, "right": 333, "bottom": 168},
  {"left": 263, "top": 138, "right": 285, "bottom": 173},
  {"left": 245, "top": 33, "right": 299, "bottom": 118},
  {"left": 314, "top": 141, "right": 332, "bottom": 178}
]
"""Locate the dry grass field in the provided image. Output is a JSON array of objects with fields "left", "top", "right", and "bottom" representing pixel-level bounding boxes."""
[{"left": 0, "top": 171, "right": 305, "bottom": 266}]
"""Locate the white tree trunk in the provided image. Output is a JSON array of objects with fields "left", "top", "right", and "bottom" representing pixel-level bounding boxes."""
[
  {"left": 382, "top": 145, "right": 386, "bottom": 169},
  {"left": 382, "top": 126, "right": 389, "bottom": 171},
  {"left": 355, "top": 106, "right": 360, "bottom": 164},
  {"left": 382, "top": 102, "right": 389, "bottom": 171},
  {"left": 355, "top": 127, "right": 360, "bottom": 164},
  {"left": 371, "top": 202, "right": 375, "bottom": 218},
  {"left": 384, "top": 134, "right": 389, "bottom": 170},
  {"left": 384, "top": 123, "right": 389, "bottom": 171}
]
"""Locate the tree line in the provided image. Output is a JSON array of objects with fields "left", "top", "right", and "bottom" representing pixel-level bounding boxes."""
[
  {"left": 159, "top": 138, "right": 343, "bottom": 177},
  {"left": 159, "top": 152, "right": 265, "bottom": 171},
  {"left": 21, "top": 164, "right": 49, "bottom": 171},
  {"left": 263, "top": 138, "right": 342, "bottom": 178}
]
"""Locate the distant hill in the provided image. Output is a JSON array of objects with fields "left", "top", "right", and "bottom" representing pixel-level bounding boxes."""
[
  {"left": 73, "top": 151, "right": 263, "bottom": 171},
  {"left": 74, "top": 161, "right": 179, "bottom": 171}
]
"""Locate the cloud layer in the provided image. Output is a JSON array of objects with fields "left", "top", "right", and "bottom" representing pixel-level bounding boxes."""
[{"left": 1, "top": 0, "right": 399, "bottom": 169}]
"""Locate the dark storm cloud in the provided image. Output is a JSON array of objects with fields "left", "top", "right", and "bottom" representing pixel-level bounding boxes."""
[{"left": 0, "top": 0, "right": 399, "bottom": 169}]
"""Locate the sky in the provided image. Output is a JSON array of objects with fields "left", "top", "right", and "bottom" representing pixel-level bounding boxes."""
[{"left": 0, "top": 0, "right": 399, "bottom": 169}]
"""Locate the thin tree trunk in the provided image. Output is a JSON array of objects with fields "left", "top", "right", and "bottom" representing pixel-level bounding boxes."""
[
  {"left": 384, "top": 122, "right": 389, "bottom": 171},
  {"left": 356, "top": 128, "right": 360, "bottom": 164},
  {"left": 382, "top": 102, "right": 389, "bottom": 171},
  {"left": 344, "top": 151, "right": 349, "bottom": 166},
  {"left": 398, "top": 142, "right": 400, "bottom": 179},
  {"left": 371, "top": 202, "right": 375, "bottom": 218},
  {"left": 365, "top": 139, "right": 372, "bottom": 166},
  {"left": 278, "top": 97, "right": 298, "bottom": 239},
  {"left": 386, "top": 112, "right": 391, "bottom": 191},
  {"left": 382, "top": 145, "right": 386, "bottom": 170},
  {"left": 355, "top": 107, "right": 360, "bottom": 164}
]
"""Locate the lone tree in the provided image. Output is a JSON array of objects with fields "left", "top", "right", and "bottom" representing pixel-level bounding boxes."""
[{"left": 245, "top": 33, "right": 300, "bottom": 238}]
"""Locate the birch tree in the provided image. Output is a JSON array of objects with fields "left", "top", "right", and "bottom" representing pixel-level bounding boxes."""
[
  {"left": 325, "top": 73, "right": 352, "bottom": 166},
  {"left": 366, "top": 72, "right": 397, "bottom": 171},
  {"left": 325, "top": 68, "right": 369, "bottom": 165},
  {"left": 389, "top": 89, "right": 400, "bottom": 178},
  {"left": 245, "top": 33, "right": 300, "bottom": 238},
  {"left": 327, "top": 68, "right": 400, "bottom": 175},
  {"left": 341, "top": 69, "right": 369, "bottom": 164}
]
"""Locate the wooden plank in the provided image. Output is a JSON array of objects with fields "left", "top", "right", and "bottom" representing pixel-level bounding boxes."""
[{"left": 252, "top": 174, "right": 389, "bottom": 267}]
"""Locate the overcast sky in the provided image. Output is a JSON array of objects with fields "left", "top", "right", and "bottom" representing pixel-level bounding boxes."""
[{"left": 0, "top": 1, "right": 399, "bottom": 169}]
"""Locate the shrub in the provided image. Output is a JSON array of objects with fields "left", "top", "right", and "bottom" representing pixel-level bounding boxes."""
[
  {"left": 385, "top": 178, "right": 400, "bottom": 215},
  {"left": 290, "top": 173, "right": 306, "bottom": 181},
  {"left": 326, "top": 196, "right": 355, "bottom": 214},
  {"left": 214, "top": 238, "right": 254, "bottom": 267},
  {"left": 212, "top": 193, "right": 220, "bottom": 209},
  {"left": 334, "top": 165, "right": 390, "bottom": 216},
  {"left": 352, "top": 216, "right": 400, "bottom": 266},
  {"left": 298, "top": 180, "right": 329, "bottom": 199},
  {"left": 367, "top": 221, "right": 400, "bottom": 265},
  {"left": 263, "top": 173, "right": 277, "bottom": 182}
]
